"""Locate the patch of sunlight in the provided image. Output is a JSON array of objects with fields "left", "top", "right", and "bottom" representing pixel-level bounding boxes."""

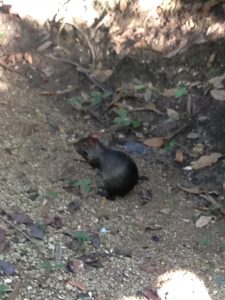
[
  {"left": 157, "top": 269, "right": 212, "bottom": 300},
  {"left": 6, "top": 0, "right": 99, "bottom": 26},
  {"left": 117, "top": 269, "right": 212, "bottom": 300},
  {"left": 0, "top": 81, "right": 9, "bottom": 92}
]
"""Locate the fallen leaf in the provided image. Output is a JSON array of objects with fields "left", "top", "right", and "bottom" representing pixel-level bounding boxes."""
[
  {"left": 142, "top": 287, "right": 160, "bottom": 300},
  {"left": 37, "top": 40, "right": 53, "bottom": 52},
  {"left": 10, "top": 212, "right": 33, "bottom": 225},
  {"left": 144, "top": 89, "right": 152, "bottom": 102},
  {"left": 78, "top": 253, "right": 103, "bottom": 268},
  {"left": 67, "top": 280, "right": 86, "bottom": 291},
  {"left": 145, "top": 102, "right": 156, "bottom": 109},
  {"left": 187, "top": 132, "right": 200, "bottom": 139},
  {"left": 210, "top": 89, "right": 225, "bottom": 101},
  {"left": 48, "top": 216, "right": 63, "bottom": 229},
  {"left": 90, "top": 233, "right": 101, "bottom": 249},
  {"left": 207, "top": 53, "right": 216, "bottom": 67},
  {"left": 28, "top": 224, "right": 45, "bottom": 240},
  {"left": 175, "top": 149, "right": 184, "bottom": 163},
  {"left": 65, "top": 260, "right": 75, "bottom": 273},
  {"left": 91, "top": 69, "right": 113, "bottom": 83},
  {"left": 144, "top": 137, "right": 165, "bottom": 148},
  {"left": 0, "top": 260, "right": 16, "bottom": 275},
  {"left": 195, "top": 215, "right": 213, "bottom": 228},
  {"left": 191, "top": 153, "right": 222, "bottom": 170},
  {"left": 208, "top": 73, "right": 225, "bottom": 89},
  {"left": 162, "top": 88, "right": 177, "bottom": 97},
  {"left": 165, "top": 37, "right": 189, "bottom": 58},
  {"left": 24, "top": 52, "right": 33, "bottom": 64},
  {"left": 160, "top": 208, "right": 171, "bottom": 215},
  {"left": 175, "top": 86, "right": 187, "bottom": 98},
  {"left": 178, "top": 186, "right": 207, "bottom": 195},
  {"left": 67, "top": 201, "right": 80, "bottom": 213},
  {"left": 0, "top": 229, "right": 6, "bottom": 244},
  {"left": 114, "top": 247, "right": 132, "bottom": 257},
  {"left": 192, "top": 143, "right": 204, "bottom": 155},
  {"left": 167, "top": 108, "right": 180, "bottom": 120}
]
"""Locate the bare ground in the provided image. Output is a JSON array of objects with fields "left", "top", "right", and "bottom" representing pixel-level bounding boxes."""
[{"left": 0, "top": 2, "right": 225, "bottom": 300}]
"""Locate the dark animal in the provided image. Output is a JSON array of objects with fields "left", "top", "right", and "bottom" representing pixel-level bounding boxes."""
[{"left": 74, "top": 136, "right": 139, "bottom": 199}]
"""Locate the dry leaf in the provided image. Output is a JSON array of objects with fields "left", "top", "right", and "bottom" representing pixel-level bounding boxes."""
[
  {"left": 91, "top": 69, "right": 113, "bottom": 83},
  {"left": 37, "top": 41, "right": 53, "bottom": 52},
  {"left": 186, "top": 95, "right": 192, "bottom": 116},
  {"left": 24, "top": 52, "right": 33, "bottom": 64},
  {"left": 210, "top": 89, "right": 225, "bottom": 101},
  {"left": 175, "top": 149, "right": 184, "bottom": 163},
  {"left": 144, "top": 137, "right": 165, "bottom": 148},
  {"left": 162, "top": 88, "right": 177, "bottom": 97},
  {"left": 144, "top": 88, "right": 152, "bottom": 102},
  {"left": 165, "top": 37, "right": 189, "bottom": 58},
  {"left": 119, "top": 0, "right": 127, "bottom": 12},
  {"left": 67, "top": 280, "right": 86, "bottom": 291},
  {"left": 208, "top": 73, "right": 225, "bottom": 89},
  {"left": 145, "top": 102, "right": 156, "bottom": 110},
  {"left": 207, "top": 53, "right": 216, "bottom": 67},
  {"left": 191, "top": 153, "right": 222, "bottom": 170},
  {"left": 195, "top": 215, "right": 212, "bottom": 228},
  {"left": 166, "top": 108, "right": 180, "bottom": 120},
  {"left": 178, "top": 186, "right": 206, "bottom": 195}
]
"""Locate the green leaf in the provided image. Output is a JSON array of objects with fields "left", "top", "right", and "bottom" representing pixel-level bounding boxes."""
[
  {"left": 102, "top": 91, "right": 113, "bottom": 99},
  {"left": 114, "top": 117, "right": 130, "bottom": 126},
  {"left": 67, "top": 178, "right": 77, "bottom": 187},
  {"left": 201, "top": 239, "right": 210, "bottom": 246},
  {"left": 117, "top": 108, "right": 128, "bottom": 118},
  {"left": 164, "top": 140, "right": 176, "bottom": 151},
  {"left": 0, "top": 284, "right": 10, "bottom": 295},
  {"left": 131, "top": 119, "right": 142, "bottom": 129},
  {"left": 45, "top": 191, "right": 59, "bottom": 199},
  {"left": 40, "top": 260, "right": 53, "bottom": 271},
  {"left": 175, "top": 86, "right": 187, "bottom": 98},
  {"left": 75, "top": 179, "right": 92, "bottom": 193},
  {"left": 68, "top": 97, "right": 83, "bottom": 109},
  {"left": 91, "top": 91, "right": 103, "bottom": 106},
  {"left": 74, "top": 231, "right": 90, "bottom": 241},
  {"left": 134, "top": 84, "right": 148, "bottom": 91},
  {"left": 222, "top": 241, "right": 225, "bottom": 250},
  {"left": 54, "top": 263, "right": 64, "bottom": 270}
]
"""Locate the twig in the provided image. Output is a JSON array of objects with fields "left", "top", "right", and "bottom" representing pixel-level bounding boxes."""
[
  {"left": 128, "top": 107, "right": 164, "bottom": 115},
  {"left": 86, "top": 109, "right": 104, "bottom": 125},
  {"left": 39, "top": 86, "right": 78, "bottom": 96},
  {"left": 0, "top": 214, "right": 45, "bottom": 258},
  {"left": 58, "top": 21, "right": 96, "bottom": 66},
  {"left": 46, "top": 54, "right": 106, "bottom": 92},
  {"left": 164, "top": 123, "right": 189, "bottom": 144},
  {"left": 200, "top": 194, "right": 225, "bottom": 215}
]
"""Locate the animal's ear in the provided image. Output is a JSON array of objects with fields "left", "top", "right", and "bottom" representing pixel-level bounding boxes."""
[{"left": 90, "top": 132, "right": 100, "bottom": 144}]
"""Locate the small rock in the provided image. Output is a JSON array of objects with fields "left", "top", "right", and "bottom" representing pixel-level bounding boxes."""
[
  {"left": 187, "top": 132, "right": 200, "bottom": 139},
  {"left": 160, "top": 208, "right": 171, "bottom": 215}
]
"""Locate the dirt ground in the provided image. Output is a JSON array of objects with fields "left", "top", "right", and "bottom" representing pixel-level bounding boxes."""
[{"left": 0, "top": 1, "right": 225, "bottom": 299}]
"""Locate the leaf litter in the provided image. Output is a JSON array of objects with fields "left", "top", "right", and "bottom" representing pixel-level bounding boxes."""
[{"left": 0, "top": 2, "right": 225, "bottom": 296}]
